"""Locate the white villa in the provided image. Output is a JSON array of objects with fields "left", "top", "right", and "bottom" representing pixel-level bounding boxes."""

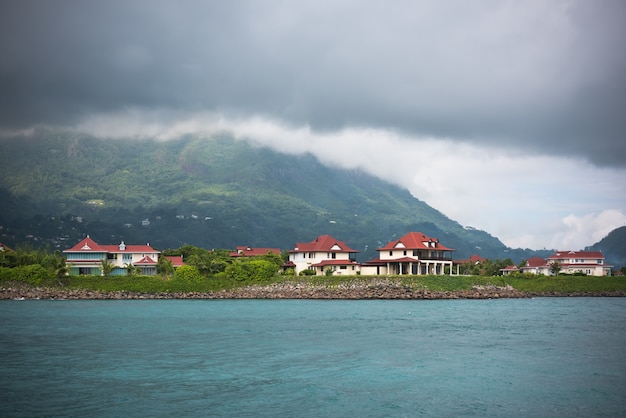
[
  {"left": 64, "top": 236, "right": 161, "bottom": 276},
  {"left": 547, "top": 250, "right": 612, "bottom": 276},
  {"left": 361, "top": 232, "right": 454, "bottom": 275},
  {"left": 519, "top": 251, "right": 612, "bottom": 276},
  {"left": 286, "top": 234, "right": 360, "bottom": 275}
]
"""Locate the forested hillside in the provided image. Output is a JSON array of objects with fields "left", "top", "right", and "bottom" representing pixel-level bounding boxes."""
[
  {"left": 0, "top": 132, "right": 546, "bottom": 262},
  {"left": 588, "top": 226, "right": 626, "bottom": 271}
]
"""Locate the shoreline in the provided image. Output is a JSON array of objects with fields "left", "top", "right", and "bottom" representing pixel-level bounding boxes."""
[{"left": 2, "top": 282, "right": 625, "bottom": 300}]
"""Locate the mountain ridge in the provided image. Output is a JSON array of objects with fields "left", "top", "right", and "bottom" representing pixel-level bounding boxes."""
[{"left": 0, "top": 133, "right": 568, "bottom": 263}]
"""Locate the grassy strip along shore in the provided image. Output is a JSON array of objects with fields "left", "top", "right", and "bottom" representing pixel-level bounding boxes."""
[{"left": 2, "top": 275, "right": 626, "bottom": 300}]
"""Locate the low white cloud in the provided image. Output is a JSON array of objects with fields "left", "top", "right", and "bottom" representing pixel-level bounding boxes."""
[
  {"left": 71, "top": 110, "right": 626, "bottom": 250},
  {"left": 554, "top": 210, "right": 626, "bottom": 250}
]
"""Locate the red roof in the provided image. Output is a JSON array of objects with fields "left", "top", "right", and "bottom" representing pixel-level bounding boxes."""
[
  {"left": 378, "top": 232, "right": 454, "bottom": 252},
  {"left": 525, "top": 257, "right": 548, "bottom": 268},
  {"left": 289, "top": 235, "right": 358, "bottom": 253},
  {"left": 164, "top": 255, "right": 185, "bottom": 267},
  {"left": 230, "top": 246, "right": 281, "bottom": 257},
  {"left": 135, "top": 256, "right": 157, "bottom": 265},
  {"left": 500, "top": 265, "right": 519, "bottom": 271},
  {"left": 548, "top": 250, "right": 605, "bottom": 260},
  {"left": 64, "top": 236, "right": 158, "bottom": 254},
  {"left": 63, "top": 236, "right": 106, "bottom": 252}
]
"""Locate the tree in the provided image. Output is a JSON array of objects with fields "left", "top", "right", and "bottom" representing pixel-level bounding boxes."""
[
  {"left": 549, "top": 261, "right": 561, "bottom": 276},
  {"left": 125, "top": 263, "right": 139, "bottom": 276},
  {"left": 157, "top": 257, "right": 174, "bottom": 276},
  {"left": 100, "top": 258, "right": 114, "bottom": 277},
  {"left": 173, "top": 265, "right": 203, "bottom": 283}
]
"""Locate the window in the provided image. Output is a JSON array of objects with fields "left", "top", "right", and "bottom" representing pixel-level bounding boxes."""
[
  {"left": 413, "top": 250, "right": 418, "bottom": 256},
  {"left": 340, "top": 265, "right": 347, "bottom": 270},
  {"left": 122, "top": 254, "right": 132, "bottom": 262},
  {"left": 389, "top": 251, "right": 393, "bottom": 256},
  {"left": 403, "top": 251, "right": 407, "bottom": 256},
  {"left": 331, "top": 253, "right": 336, "bottom": 259}
]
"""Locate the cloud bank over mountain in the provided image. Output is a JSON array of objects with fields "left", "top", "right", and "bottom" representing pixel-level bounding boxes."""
[{"left": 1, "top": 0, "right": 625, "bottom": 249}]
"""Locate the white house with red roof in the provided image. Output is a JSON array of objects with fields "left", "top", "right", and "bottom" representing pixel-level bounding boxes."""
[
  {"left": 287, "top": 234, "right": 359, "bottom": 275},
  {"left": 519, "top": 257, "right": 551, "bottom": 275},
  {"left": 546, "top": 250, "right": 611, "bottom": 276},
  {"left": 362, "top": 232, "right": 454, "bottom": 275},
  {"left": 63, "top": 236, "right": 160, "bottom": 276}
]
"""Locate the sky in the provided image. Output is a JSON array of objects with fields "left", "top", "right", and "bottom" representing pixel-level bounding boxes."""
[{"left": 1, "top": 0, "right": 625, "bottom": 250}]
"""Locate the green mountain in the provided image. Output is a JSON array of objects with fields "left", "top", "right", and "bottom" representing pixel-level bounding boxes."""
[
  {"left": 587, "top": 226, "right": 626, "bottom": 270},
  {"left": 0, "top": 132, "right": 545, "bottom": 262}
]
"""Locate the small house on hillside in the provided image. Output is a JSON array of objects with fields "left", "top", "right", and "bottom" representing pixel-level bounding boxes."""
[
  {"left": 287, "top": 235, "right": 359, "bottom": 275},
  {"left": 361, "top": 232, "right": 454, "bottom": 275},
  {"left": 64, "top": 236, "right": 160, "bottom": 276}
]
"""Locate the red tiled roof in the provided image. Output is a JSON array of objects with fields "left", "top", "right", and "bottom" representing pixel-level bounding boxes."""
[
  {"left": 230, "top": 246, "right": 281, "bottom": 257},
  {"left": 164, "top": 255, "right": 185, "bottom": 267},
  {"left": 548, "top": 250, "right": 605, "bottom": 259},
  {"left": 524, "top": 257, "right": 548, "bottom": 268},
  {"left": 289, "top": 235, "right": 358, "bottom": 253},
  {"left": 135, "top": 256, "right": 157, "bottom": 265},
  {"left": 64, "top": 237, "right": 158, "bottom": 254},
  {"left": 500, "top": 265, "right": 519, "bottom": 271},
  {"left": 64, "top": 236, "right": 106, "bottom": 252},
  {"left": 378, "top": 232, "right": 454, "bottom": 252}
]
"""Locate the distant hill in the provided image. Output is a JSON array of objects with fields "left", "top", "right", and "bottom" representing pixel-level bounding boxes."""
[
  {"left": 0, "top": 132, "right": 548, "bottom": 262},
  {"left": 587, "top": 226, "right": 626, "bottom": 270}
]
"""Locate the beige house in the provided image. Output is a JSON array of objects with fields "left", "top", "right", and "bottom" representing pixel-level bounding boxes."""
[
  {"left": 520, "top": 251, "right": 612, "bottom": 276},
  {"left": 286, "top": 234, "right": 359, "bottom": 275},
  {"left": 361, "top": 232, "right": 454, "bottom": 275},
  {"left": 546, "top": 250, "right": 612, "bottom": 276},
  {"left": 519, "top": 257, "right": 551, "bottom": 275}
]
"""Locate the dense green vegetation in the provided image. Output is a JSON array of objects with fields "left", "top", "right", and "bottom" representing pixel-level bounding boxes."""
[{"left": 0, "top": 132, "right": 551, "bottom": 263}]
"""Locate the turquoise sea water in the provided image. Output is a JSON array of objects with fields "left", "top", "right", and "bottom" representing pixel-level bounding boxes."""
[{"left": 1, "top": 298, "right": 625, "bottom": 417}]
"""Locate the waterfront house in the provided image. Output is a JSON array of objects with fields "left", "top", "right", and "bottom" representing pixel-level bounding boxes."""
[
  {"left": 361, "top": 232, "right": 454, "bottom": 275},
  {"left": 64, "top": 236, "right": 160, "bottom": 276},
  {"left": 519, "top": 257, "right": 551, "bottom": 275},
  {"left": 287, "top": 235, "right": 359, "bottom": 275},
  {"left": 546, "top": 250, "right": 612, "bottom": 276}
]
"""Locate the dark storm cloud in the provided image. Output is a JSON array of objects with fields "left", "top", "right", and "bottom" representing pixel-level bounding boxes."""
[{"left": 1, "top": 0, "right": 625, "bottom": 165}]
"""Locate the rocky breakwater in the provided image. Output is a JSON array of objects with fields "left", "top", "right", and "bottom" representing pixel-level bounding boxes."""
[
  {"left": 206, "top": 281, "right": 530, "bottom": 300},
  {"left": 0, "top": 280, "right": 531, "bottom": 300}
]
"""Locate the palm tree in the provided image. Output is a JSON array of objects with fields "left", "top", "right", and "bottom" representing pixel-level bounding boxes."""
[
  {"left": 125, "top": 263, "right": 139, "bottom": 276},
  {"left": 100, "top": 258, "right": 114, "bottom": 277}
]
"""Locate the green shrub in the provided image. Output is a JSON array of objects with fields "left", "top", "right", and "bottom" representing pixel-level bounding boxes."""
[
  {"left": 0, "top": 265, "right": 51, "bottom": 286},
  {"left": 225, "top": 259, "right": 278, "bottom": 282},
  {"left": 173, "top": 265, "right": 203, "bottom": 283}
]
